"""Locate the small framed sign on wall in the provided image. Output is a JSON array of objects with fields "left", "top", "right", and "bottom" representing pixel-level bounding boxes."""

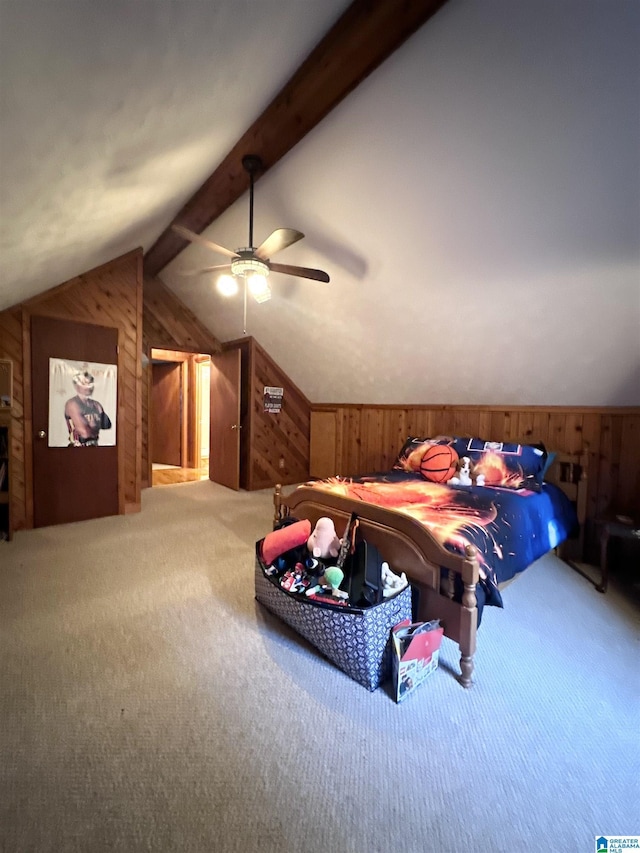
[
  {"left": 263, "top": 386, "right": 283, "bottom": 414},
  {"left": 0, "top": 359, "right": 12, "bottom": 408}
]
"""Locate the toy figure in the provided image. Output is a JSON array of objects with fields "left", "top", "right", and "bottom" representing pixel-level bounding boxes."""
[
  {"left": 320, "top": 566, "right": 349, "bottom": 599},
  {"left": 281, "top": 563, "right": 310, "bottom": 594},
  {"left": 450, "top": 456, "right": 485, "bottom": 486},
  {"left": 304, "top": 565, "right": 349, "bottom": 601},
  {"left": 381, "top": 562, "right": 409, "bottom": 597},
  {"left": 307, "top": 517, "right": 341, "bottom": 559},
  {"left": 323, "top": 566, "right": 346, "bottom": 598}
]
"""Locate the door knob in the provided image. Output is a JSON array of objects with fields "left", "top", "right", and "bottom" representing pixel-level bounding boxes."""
[
  {"left": 37, "top": 430, "right": 47, "bottom": 439},
  {"left": 231, "top": 424, "right": 242, "bottom": 430}
]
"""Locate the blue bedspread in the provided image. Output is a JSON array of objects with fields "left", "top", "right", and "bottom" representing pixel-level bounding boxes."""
[{"left": 303, "top": 471, "right": 579, "bottom": 612}]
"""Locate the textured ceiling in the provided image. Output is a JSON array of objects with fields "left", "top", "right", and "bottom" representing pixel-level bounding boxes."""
[
  {"left": 2, "top": 0, "right": 639, "bottom": 406},
  {"left": 0, "top": 0, "right": 348, "bottom": 309},
  {"left": 160, "top": 0, "right": 640, "bottom": 406}
]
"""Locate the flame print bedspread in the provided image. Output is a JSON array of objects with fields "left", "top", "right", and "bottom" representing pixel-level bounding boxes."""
[{"left": 304, "top": 472, "right": 578, "bottom": 611}]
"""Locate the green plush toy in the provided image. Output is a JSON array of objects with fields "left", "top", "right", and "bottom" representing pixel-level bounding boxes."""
[{"left": 322, "top": 566, "right": 349, "bottom": 599}]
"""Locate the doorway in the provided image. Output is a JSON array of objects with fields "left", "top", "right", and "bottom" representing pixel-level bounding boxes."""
[{"left": 150, "top": 348, "right": 210, "bottom": 486}]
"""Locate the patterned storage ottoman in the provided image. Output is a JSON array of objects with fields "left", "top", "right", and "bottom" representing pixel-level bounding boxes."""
[{"left": 254, "top": 553, "right": 412, "bottom": 691}]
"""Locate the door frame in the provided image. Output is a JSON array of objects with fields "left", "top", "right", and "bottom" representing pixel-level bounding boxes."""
[
  {"left": 194, "top": 355, "right": 211, "bottom": 472},
  {"left": 145, "top": 344, "right": 243, "bottom": 491}
]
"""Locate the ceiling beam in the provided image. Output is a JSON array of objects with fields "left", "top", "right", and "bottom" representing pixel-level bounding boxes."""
[{"left": 144, "top": 0, "right": 450, "bottom": 277}]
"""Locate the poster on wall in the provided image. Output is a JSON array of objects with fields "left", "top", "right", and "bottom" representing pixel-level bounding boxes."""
[
  {"left": 48, "top": 358, "right": 117, "bottom": 447},
  {"left": 263, "top": 386, "right": 283, "bottom": 414}
]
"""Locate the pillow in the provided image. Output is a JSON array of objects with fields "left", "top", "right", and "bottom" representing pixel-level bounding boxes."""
[
  {"left": 450, "top": 436, "right": 548, "bottom": 492},
  {"left": 260, "top": 519, "right": 311, "bottom": 566},
  {"left": 393, "top": 435, "right": 455, "bottom": 472}
]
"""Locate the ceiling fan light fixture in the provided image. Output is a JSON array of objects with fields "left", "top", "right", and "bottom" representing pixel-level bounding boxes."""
[
  {"left": 247, "top": 273, "right": 271, "bottom": 303},
  {"left": 176, "top": 154, "right": 329, "bottom": 309},
  {"left": 231, "top": 254, "right": 270, "bottom": 278},
  {"left": 216, "top": 274, "right": 239, "bottom": 297}
]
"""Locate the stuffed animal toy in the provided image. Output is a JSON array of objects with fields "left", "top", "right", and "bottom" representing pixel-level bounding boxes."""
[
  {"left": 307, "top": 516, "right": 341, "bottom": 559},
  {"left": 305, "top": 565, "right": 349, "bottom": 599},
  {"left": 381, "top": 562, "right": 408, "bottom": 598},
  {"left": 449, "top": 456, "right": 485, "bottom": 487},
  {"left": 321, "top": 565, "right": 349, "bottom": 599},
  {"left": 450, "top": 456, "right": 473, "bottom": 486}
]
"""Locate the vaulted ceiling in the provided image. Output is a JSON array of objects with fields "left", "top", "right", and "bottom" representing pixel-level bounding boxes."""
[
  {"left": 2, "top": 1, "right": 638, "bottom": 406},
  {"left": 0, "top": 0, "right": 353, "bottom": 307},
  {"left": 144, "top": 0, "right": 448, "bottom": 277}
]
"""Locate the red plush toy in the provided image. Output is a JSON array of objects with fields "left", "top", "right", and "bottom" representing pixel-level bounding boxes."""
[{"left": 261, "top": 519, "right": 311, "bottom": 566}]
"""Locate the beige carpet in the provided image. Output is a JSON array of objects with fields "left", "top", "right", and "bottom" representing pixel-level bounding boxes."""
[{"left": 1, "top": 480, "right": 638, "bottom": 853}]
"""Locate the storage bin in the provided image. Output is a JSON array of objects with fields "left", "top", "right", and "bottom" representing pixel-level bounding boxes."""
[{"left": 254, "top": 548, "right": 412, "bottom": 690}]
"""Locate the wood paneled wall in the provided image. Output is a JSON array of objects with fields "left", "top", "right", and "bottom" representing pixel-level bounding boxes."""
[
  {"left": 4, "top": 254, "right": 637, "bottom": 545},
  {"left": 0, "top": 307, "right": 26, "bottom": 531},
  {"left": 310, "top": 404, "right": 640, "bottom": 524},
  {"left": 141, "top": 277, "right": 311, "bottom": 494},
  {"left": 143, "top": 276, "right": 223, "bottom": 355},
  {"left": 0, "top": 250, "right": 143, "bottom": 531},
  {"left": 244, "top": 337, "right": 310, "bottom": 490}
]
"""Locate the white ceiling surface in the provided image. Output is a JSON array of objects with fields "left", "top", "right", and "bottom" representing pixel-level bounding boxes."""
[
  {"left": 0, "top": 0, "right": 348, "bottom": 305},
  {"left": 162, "top": 0, "right": 640, "bottom": 407},
  {"left": 2, "top": 2, "right": 639, "bottom": 408}
]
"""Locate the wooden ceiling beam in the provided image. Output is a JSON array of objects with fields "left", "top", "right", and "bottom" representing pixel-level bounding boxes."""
[{"left": 144, "top": 0, "right": 449, "bottom": 277}]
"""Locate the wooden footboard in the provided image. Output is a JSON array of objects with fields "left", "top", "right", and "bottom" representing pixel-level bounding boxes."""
[
  {"left": 273, "top": 484, "right": 480, "bottom": 687},
  {"left": 271, "top": 444, "right": 590, "bottom": 689}
]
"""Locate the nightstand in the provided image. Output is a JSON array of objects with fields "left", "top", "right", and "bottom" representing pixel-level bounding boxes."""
[{"left": 597, "top": 512, "right": 640, "bottom": 594}]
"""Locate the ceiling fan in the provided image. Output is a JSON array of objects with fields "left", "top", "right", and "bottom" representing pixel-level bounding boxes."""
[{"left": 173, "top": 154, "right": 330, "bottom": 306}]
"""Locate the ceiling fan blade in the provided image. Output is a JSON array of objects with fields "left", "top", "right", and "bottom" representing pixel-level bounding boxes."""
[
  {"left": 179, "top": 264, "right": 233, "bottom": 277},
  {"left": 255, "top": 228, "right": 304, "bottom": 260},
  {"left": 269, "top": 262, "right": 330, "bottom": 283},
  {"left": 172, "top": 224, "right": 238, "bottom": 259}
]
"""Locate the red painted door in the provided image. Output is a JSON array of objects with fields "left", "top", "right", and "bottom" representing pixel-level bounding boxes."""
[{"left": 31, "top": 315, "right": 119, "bottom": 527}]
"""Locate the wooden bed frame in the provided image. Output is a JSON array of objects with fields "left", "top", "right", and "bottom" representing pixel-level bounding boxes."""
[{"left": 272, "top": 444, "right": 589, "bottom": 688}]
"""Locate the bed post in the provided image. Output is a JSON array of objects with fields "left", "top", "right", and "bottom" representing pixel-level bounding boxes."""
[
  {"left": 458, "top": 544, "right": 479, "bottom": 688},
  {"left": 273, "top": 483, "right": 282, "bottom": 528},
  {"left": 576, "top": 443, "right": 589, "bottom": 559}
]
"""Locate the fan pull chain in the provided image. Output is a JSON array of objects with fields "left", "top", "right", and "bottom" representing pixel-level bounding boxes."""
[{"left": 243, "top": 277, "right": 248, "bottom": 335}]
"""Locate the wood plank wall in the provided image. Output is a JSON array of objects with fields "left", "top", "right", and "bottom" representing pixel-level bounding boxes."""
[
  {"left": 310, "top": 404, "right": 640, "bottom": 525},
  {"left": 140, "top": 279, "right": 310, "bottom": 493},
  {"left": 143, "top": 276, "right": 223, "bottom": 355},
  {"left": 0, "top": 250, "right": 143, "bottom": 531},
  {"left": 0, "top": 307, "right": 26, "bottom": 531},
  {"left": 245, "top": 338, "right": 310, "bottom": 490},
  {"left": 4, "top": 256, "right": 636, "bottom": 543}
]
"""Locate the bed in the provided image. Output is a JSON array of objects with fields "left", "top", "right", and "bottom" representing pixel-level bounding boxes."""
[{"left": 272, "top": 435, "right": 589, "bottom": 687}]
